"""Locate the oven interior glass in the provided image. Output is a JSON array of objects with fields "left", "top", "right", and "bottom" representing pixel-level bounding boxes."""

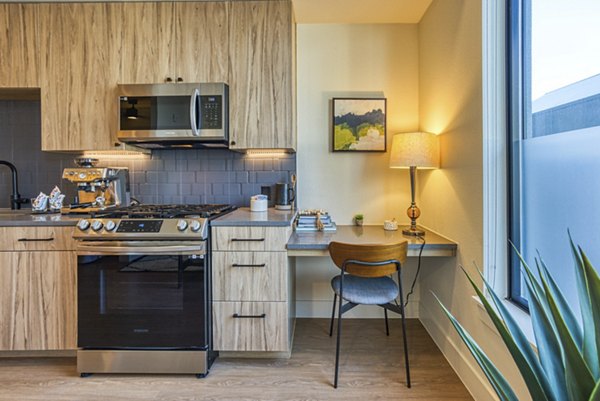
[{"left": 77, "top": 254, "right": 207, "bottom": 349}]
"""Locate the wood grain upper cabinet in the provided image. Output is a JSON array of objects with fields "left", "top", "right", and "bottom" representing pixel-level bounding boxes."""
[
  {"left": 0, "top": 4, "right": 39, "bottom": 88},
  {"left": 174, "top": 2, "right": 228, "bottom": 83},
  {"left": 39, "top": 3, "right": 122, "bottom": 151},
  {"left": 120, "top": 2, "right": 228, "bottom": 84},
  {"left": 228, "top": 1, "right": 296, "bottom": 151},
  {"left": 120, "top": 2, "right": 173, "bottom": 84}
]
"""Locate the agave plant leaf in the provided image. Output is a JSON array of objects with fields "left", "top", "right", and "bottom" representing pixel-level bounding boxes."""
[
  {"left": 579, "top": 248, "right": 600, "bottom": 380},
  {"left": 589, "top": 380, "right": 600, "bottom": 401},
  {"left": 511, "top": 243, "right": 568, "bottom": 399},
  {"left": 542, "top": 273, "right": 595, "bottom": 401},
  {"left": 570, "top": 234, "right": 599, "bottom": 378},
  {"left": 536, "top": 256, "right": 583, "bottom": 350},
  {"left": 434, "top": 294, "right": 520, "bottom": 401},
  {"left": 464, "top": 267, "right": 553, "bottom": 400},
  {"left": 522, "top": 273, "right": 569, "bottom": 401}
]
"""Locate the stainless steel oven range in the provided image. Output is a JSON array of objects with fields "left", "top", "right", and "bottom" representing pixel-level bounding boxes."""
[{"left": 74, "top": 204, "right": 235, "bottom": 377}]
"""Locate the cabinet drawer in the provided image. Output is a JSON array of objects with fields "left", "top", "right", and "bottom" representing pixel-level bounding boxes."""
[
  {"left": 0, "top": 227, "right": 75, "bottom": 251},
  {"left": 213, "top": 251, "right": 287, "bottom": 301},
  {"left": 212, "top": 301, "right": 288, "bottom": 351},
  {"left": 212, "top": 226, "right": 291, "bottom": 251}
]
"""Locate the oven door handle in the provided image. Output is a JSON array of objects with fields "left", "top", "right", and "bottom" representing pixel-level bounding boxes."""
[{"left": 76, "top": 241, "right": 206, "bottom": 256}]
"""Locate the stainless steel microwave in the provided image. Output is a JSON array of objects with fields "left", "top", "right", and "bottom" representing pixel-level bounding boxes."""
[{"left": 117, "top": 83, "right": 228, "bottom": 149}]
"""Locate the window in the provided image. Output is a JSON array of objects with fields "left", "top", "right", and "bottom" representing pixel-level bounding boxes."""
[{"left": 508, "top": 0, "right": 600, "bottom": 309}]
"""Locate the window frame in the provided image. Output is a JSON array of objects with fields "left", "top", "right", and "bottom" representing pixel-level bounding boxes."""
[{"left": 506, "top": 0, "right": 530, "bottom": 310}]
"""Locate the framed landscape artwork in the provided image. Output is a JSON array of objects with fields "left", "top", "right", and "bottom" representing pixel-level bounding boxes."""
[{"left": 332, "top": 98, "right": 387, "bottom": 152}]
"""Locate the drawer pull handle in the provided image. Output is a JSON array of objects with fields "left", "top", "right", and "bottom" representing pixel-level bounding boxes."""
[
  {"left": 232, "top": 313, "right": 266, "bottom": 319},
  {"left": 231, "top": 238, "right": 265, "bottom": 242},
  {"left": 232, "top": 263, "right": 266, "bottom": 268},
  {"left": 18, "top": 237, "right": 54, "bottom": 242}
]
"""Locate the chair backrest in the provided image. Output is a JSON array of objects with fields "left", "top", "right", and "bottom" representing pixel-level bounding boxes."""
[{"left": 328, "top": 241, "right": 408, "bottom": 278}]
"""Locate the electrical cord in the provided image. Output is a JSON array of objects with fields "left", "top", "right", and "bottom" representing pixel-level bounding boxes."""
[{"left": 403, "top": 234, "right": 426, "bottom": 308}]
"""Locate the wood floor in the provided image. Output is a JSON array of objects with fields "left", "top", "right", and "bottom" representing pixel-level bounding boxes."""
[{"left": 0, "top": 319, "right": 473, "bottom": 401}]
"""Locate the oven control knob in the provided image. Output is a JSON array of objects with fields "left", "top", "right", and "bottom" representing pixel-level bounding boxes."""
[
  {"left": 190, "top": 220, "right": 202, "bottom": 232},
  {"left": 177, "top": 219, "right": 188, "bottom": 231},
  {"left": 77, "top": 219, "right": 90, "bottom": 231},
  {"left": 91, "top": 220, "right": 104, "bottom": 231},
  {"left": 105, "top": 220, "right": 116, "bottom": 231}
]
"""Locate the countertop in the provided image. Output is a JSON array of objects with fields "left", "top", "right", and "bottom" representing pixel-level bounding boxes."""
[
  {"left": 0, "top": 209, "right": 80, "bottom": 226},
  {"left": 287, "top": 225, "right": 457, "bottom": 257},
  {"left": 0, "top": 207, "right": 298, "bottom": 228},
  {"left": 211, "top": 207, "right": 297, "bottom": 227}
]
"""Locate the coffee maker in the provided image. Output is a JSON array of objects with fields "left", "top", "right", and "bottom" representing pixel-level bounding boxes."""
[{"left": 61, "top": 158, "right": 130, "bottom": 213}]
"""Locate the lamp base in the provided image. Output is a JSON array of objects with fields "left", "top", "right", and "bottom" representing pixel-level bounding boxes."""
[{"left": 402, "top": 226, "right": 425, "bottom": 236}]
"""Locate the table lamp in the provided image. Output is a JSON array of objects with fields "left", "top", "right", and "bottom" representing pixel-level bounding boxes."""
[{"left": 389, "top": 132, "right": 440, "bottom": 236}]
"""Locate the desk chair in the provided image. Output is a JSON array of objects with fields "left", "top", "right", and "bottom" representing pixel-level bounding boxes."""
[{"left": 328, "top": 241, "right": 410, "bottom": 388}]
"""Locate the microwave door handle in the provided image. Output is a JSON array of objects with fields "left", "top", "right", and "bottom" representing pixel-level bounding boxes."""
[{"left": 190, "top": 88, "right": 200, "bottom": 136}]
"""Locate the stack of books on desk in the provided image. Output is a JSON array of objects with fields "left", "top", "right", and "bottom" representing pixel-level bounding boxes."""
[{"left": 295, "top": 210, "right": 337, "bottom": 232}]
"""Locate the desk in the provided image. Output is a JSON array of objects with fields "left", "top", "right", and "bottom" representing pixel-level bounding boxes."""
[{"left": 287, "top": 225, "right": 457, "bottom": 257}]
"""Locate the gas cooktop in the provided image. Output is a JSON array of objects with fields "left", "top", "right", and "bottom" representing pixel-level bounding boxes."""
[{"left": 91, "top": 204, "right": 236, "bottom": 219}]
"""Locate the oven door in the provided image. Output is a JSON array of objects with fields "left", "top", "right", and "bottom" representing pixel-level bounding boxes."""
[{"left": 77, "top": 242, "right": 208, "bottom": 350}]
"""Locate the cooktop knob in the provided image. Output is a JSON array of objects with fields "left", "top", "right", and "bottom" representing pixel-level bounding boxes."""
[
  {"left": 105, "top": 220, "right": 116, "bottom": 231},
  {"left": 177, "top": 219, "right": 188, "bottom": 231},
  {"left": 77, "top": 219, "right": 90, "bottom": 231},
  {"left": 91, "top": 220, "right": 104, "bottom": 231},
  {"left": 190, "top": 220, "right": 201, "bottom": 232}
]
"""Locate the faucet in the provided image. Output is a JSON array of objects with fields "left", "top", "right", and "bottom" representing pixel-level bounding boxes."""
[{"left": 0, "top": 160, "right": 28, "bottom": 210}]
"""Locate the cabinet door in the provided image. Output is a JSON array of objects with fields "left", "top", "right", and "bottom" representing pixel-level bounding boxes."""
[
  {"left": 40, "top": 3, "right": 121, "bottom": 151},
  {"left": 0, "top": 4, "right": 39, "bottom": 88},
  {"left": 0, "top": 251, "right": 77, "bottom": 350},
  {"left": 174, "top": 2, "right": 228, "bottom": 83},
  {"left": 228, "top": 1, "right": 295, "bottom": 150},
  {"left": 120, "top": 2, "right": 174, "bottom": 84}
]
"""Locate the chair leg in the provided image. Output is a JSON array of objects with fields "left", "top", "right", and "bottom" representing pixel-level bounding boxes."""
[
  {"left": 329, "top": 293, "right": 337, "bottom": 337},
  {"left": 384, "top": 307, "right": 390, "bottom": 336},
  {"left": 334, "top": 286, "right": 344, "bottom": 388},
  {"left": 398, "top": 274, "right": 411, "bottom": 388}
]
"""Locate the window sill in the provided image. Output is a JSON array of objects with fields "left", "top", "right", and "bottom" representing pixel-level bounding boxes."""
[{"left": 472, "top": 295, "right": 536, "bottom": 349}]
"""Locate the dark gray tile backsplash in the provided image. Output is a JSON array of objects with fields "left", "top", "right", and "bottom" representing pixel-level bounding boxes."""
[{"left": 0, "top": 100, "right": 296, "bottom": 209}]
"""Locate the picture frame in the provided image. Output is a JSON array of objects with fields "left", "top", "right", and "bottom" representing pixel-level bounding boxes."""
[{"left": 332, "top": 97, "right": 387, "bottom": 152}]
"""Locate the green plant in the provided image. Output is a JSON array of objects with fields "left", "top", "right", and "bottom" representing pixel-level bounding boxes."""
[
  {"left": 354, "top": 214, "right": 364, "bottom": 221},
  {"left": 436, "top": 236, "right": 600, "bottom": 401}
]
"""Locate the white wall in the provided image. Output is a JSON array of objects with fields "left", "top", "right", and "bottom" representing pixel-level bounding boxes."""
[
  {"left": 295, "top": 24, "right": 421, "bottom": 317},
  {"left": 417, "top": 1, "right": 529, "bottom": 400}
]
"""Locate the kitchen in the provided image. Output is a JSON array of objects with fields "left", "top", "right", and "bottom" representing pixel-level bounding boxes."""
[{"left": 0, "top": 0, "right": 511, "bottom": 400}]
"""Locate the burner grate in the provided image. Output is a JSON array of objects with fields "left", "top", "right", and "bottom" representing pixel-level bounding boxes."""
[{"left": 91, "top": 204, "right": 236, "bottom": 219}]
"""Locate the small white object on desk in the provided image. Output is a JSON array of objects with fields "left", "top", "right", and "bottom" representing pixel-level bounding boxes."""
[
  {"left": 250, "top": 194, "right": 268, "bottom": 212},
  {"left": 383, "top": 219, "right": 398, "bottom": 231}
]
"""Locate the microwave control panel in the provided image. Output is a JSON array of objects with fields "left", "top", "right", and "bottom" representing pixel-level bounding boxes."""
[{"left": 199, "top": 95, "right": 222, "bottom": 129}]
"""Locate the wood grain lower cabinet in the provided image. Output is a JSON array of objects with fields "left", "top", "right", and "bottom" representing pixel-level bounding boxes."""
[
  {"left": 212, "top": 251, "right": 287, "bottom": 302},
  {"left": 212, "top": 226, "right": 291, "bottom": 251},
  {"left": 212, "top": 225, "right": 294, "bottom": 352},
  {"left": 213, "top": 301, "right": 288, "bottom": 352},
  {"left": 0, "top": 251, "right": 77, "bottom": 351},
  {"left": 0, "top": 3, "right": 39, "bottom": 88}
]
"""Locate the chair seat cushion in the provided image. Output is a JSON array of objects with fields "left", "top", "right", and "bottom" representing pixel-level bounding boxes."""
[{"left": 331, "top": 275, "right": 399, "bottom": 305}]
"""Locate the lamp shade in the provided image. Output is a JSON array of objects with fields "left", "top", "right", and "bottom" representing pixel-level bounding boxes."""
[{"left": 389, "top": 132, "right": 440, "bottom": 169}]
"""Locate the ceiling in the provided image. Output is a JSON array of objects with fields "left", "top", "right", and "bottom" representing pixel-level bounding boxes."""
[{"left": 292, "top": 0, "right": 433, "bottom": 24}]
